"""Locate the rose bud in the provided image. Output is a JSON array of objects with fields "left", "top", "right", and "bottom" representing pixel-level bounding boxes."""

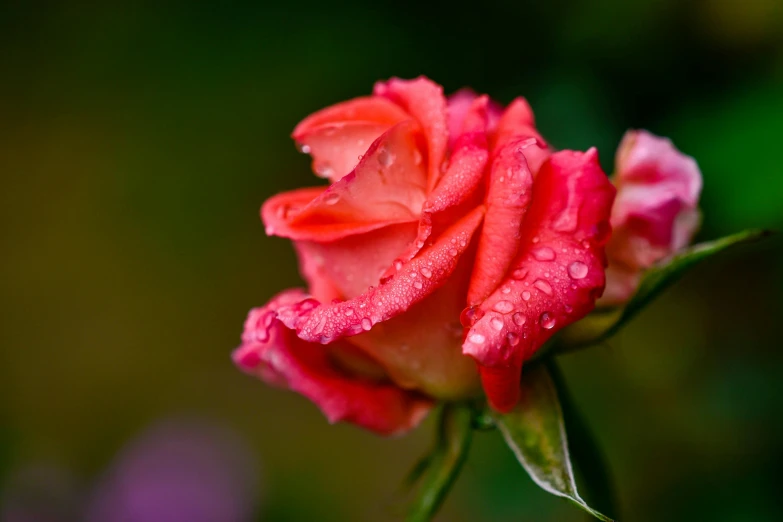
[
  {"left": 602, "top": 130, "right": 703, "bottom": 305},
  {"left": 234, "top": 77, "right": 616, "bottom": 434}
]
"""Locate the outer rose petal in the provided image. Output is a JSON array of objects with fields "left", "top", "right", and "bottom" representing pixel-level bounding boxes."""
[
  {"left": 374, "top": 77, "right": 448, "bottom": 191},
  {"left": 233, "top": 289, "right": 431, "bottom": 436},
  {"left": 277, "top": 206, "right": 485, "bottom": 344},
  {"left": 493, "top": 98, "right": 551, "bottom": 174},
  {"left": 262, "top": 121, "right": 427, "bottom": 242},
  {"left": 603, "top": 130, "right": 702, "bottom": 304},
  {"left": 467, "top": 138, "right": 538, "bottom": 305},
  {"left": 463, "top": 149, "right": 616, "bottom": 412},
  {"left": 292, "top": 96, "right": 411, "bottom": 182}
]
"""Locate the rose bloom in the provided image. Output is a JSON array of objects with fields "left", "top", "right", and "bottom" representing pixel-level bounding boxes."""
[
  {"left": 602, "top": 130, "right": 702, "bottom": 304},
  {"left": 234, "top": 76, "right": 621, "bottom": 435}
]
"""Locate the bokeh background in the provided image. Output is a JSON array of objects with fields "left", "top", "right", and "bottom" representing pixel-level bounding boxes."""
[{"left": 2, "top": 1, "right": 782, "bottom": 520}]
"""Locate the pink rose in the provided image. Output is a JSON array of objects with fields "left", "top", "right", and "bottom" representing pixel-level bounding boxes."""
[
  {"left": 234, "top": 77, "right": 616, "bottom": 434},
  {"left": 603, "top": 130, "right": 703, "bottom": 305}
]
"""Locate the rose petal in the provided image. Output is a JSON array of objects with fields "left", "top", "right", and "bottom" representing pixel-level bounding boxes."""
[
  {"left": 384, "top": 96, "right": 490, "bottom": 271},
  {"left": 234, "top": 289, "right": 431, "bottom": 436},
  {"left": 608, "top": 130, "right": 703, "bottom": 271},
  {"left": 493, "top": 97, "right": 551, "bottom": 174},
  {"left": 374, "top": 77, "right": 448, "bottom": 191},
  {"left": 467, "top": 137, "right": 538, "bottom": 305},
  {"left": 463, "top": 149, "right": 616, "bottom": 412},
  {"left": 292, "top": 96, "right": 411, "bottom": 182},
  {"left": 278, "top": 206, "right": 485, "bottom": 344},
  {"left": 447, "top": 89, "right": 504, "bottom": 149},
  {"left": 263, "top": 121, "right": 427, "bottom": 242},
  {"left": 296, "top": 222, "right": 418, "bottom": 300}
]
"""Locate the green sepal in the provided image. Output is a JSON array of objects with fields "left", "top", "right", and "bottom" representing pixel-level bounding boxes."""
[{"left": 490, "top": 363, "right": 613, "bottom": 521}]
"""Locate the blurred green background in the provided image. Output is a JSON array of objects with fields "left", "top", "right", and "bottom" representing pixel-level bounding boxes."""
[{"left": 2, "top": 1, "right": 782, "bottom": 520}]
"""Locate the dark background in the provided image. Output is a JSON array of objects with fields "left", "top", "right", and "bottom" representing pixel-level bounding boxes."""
[{"left": 2, "top": 1, "right": 782, "bottom": 520}]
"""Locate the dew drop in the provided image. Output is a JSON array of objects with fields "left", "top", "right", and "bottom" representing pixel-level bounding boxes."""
[
  {"left": 534, "top": 280, "right": 553, "bottom": 295},
  {"left": 315, "top": 162, "right": 334, "bottom": 178},
  {"left": 501, "top": 286, "right": 511, "bottom": 294},
  {"left": 521, "top": 290, "right": 531, "bottom": 301},
  {"left": 378, "top": 147, "right": 395, "bottom": 167},
  {"left": 460, "top": 306, "right": 484, "bottom": 327},
  {"left": 420, "top": 267, "right": 433, "bottom": 278},
  {"left": 344, "top": 309, "right": 354, "bottom": 317},
  {"left": 323, "top": 192, "right": 340, "bottom": 205},
  {"left": 506, "top": 332, "right": 520, "bottom": 346},
  {"left": 296, "top": 142, "right": 311, "bottom": 154},
  {"left": 539, "top": 312, "right": 556, "bottom": 329},
  {"left": 490, "top": 317, "right": 504, "bottom": 331},
  {"left": 394, "top": 259, "right": 404, "bottom": 271},
  {"left": 532, "top": 236, "right": 540, "bottom": 244},
  {"left": 512, "top": 268, "right": 528, "bottom": 280},
  {"left": 493, "top": 300, "right": 514, "bottom": 313},
  {"left": 468, "top": 333, "right": 486, "bottom": 344},
  {"left": 568, "top": 261, "right": 589, "bottom": 280},
  {"left": 532, "top": 246, "right": 556, "bottom": 261},
  {"left": 413, "top": 149, "right": 423, "bottom": 165},
  {"left": 361, "top": 318, "right": 372, "bottom": 331},
  {"left": 512, "top": 312, "right": 526, "bottom": 326},
  {"left": 413, "top": 281, "right": 423, "bottom": 290},
  {"left": 448, "top": 248, "right": 458, "bottom": 257}
]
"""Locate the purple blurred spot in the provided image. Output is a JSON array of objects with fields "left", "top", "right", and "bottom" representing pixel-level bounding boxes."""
[{"left": 85, "top": 417, "right": 260, "bottom": 522}]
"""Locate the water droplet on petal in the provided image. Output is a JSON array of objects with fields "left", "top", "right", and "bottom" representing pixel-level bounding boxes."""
[
  {"left": 521, "top": 291, "right": 531, "bottom": 301},
  {"left": 534, "top": 280, "right": 553, "bottom": 295},
  {"left": 323, "top": 192, "right": 340, "bottom": 205},
  {"left": 506, "top": 332, "right": 520, "bottom": 346},
  {"left": 501, "top": 286, "right": 511, "bottom": 294},
  {"left": 378, "top": 147, "right": 394, "bottom": 167},
  {"left": 413, "top": 281, "right": 423, "bottom": 290},
  {"left": 296, "top": 142, "right": 311, "bottom": 154},
  {"left": 460, "top": 306, "right": 485, "bottom": 327},
  {"left": 468, "top": 333, "right": 486, "bottom": 344},
  {"left": 315, "top": 162, "right": 334, "bottom": 178},
  {"left": 420, "top": 267, "right": 432, "bottom": 278},
  {"left": 512, "top": 313, "right": 526, "bottom": 326},
  {"left": 413, "top": 149, "right": 423, "bottom": 165},
  {"left": 512, "top": 268, "right": 528, "bottom": 280},
  {"left": 361, "top": 318, "right": 372, "bottom": 331},
  {"left": 568, "top": 261, "right": 589, "bottom": 280},
  {"left": 532, "top": 246, "right": 556, "bottom": 261},
  {"left": 490, "top": 317, "right": 504, "bottom": 331},
  {"left": 532, "top": 236, "right": 540, "bottom": 244},
  {"left": 344, "top": 309, "right": 354, "bottom": 316},
  {"left": 493, "top": 300, "right": 514, "bottom": 313},
  {"left": 539, "top": 312, "right": 556, "bottom": 329},
  {"left": 448, "top": 248, "right": 458, "bottom": 257},
  {"left": 394, "top": 259, "right": 404, "bottom": 271}
]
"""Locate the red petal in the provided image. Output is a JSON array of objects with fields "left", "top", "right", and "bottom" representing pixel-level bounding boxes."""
[
  {"left": 296, "top": 222, "right": 418, "bottom": 300},
  {"left": 493, "top": 98, "right": 551, "bottom": 174},
  {"left": 463, "top": 149, "right": 616, "bottom": 412},
  {"left": 292, "top": 96, "right": 411, "bottom": 182},
  {"left": 262, "top": 121, "right": 427, "bottom": 242},
  {"left": 467, "top": 138, "right": 538, "bottom": 305},
  {"left": 278, "top": 206, "right": 485, "bottom": 344},
  {"left": 234, "top": 289, "right": 431, "bottom": 436},
  {"left": 385, "top": 96, "right": 490, "bottom": 270},
  {"left": 374, "top": 77, "right": 448, "bottom": 191},
  {"left": 447, "top": 89, "right": 504, "bottom": 149}
]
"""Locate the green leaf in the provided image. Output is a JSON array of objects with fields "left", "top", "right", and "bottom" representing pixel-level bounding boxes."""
[
  {"left": 547, "top": 360, "right": 618, "bottom": 518},
  {"left": 406, "top": 404, "right": 473, "bottom": 522},
  {"left": 491, "top": 363, "right": 613, "bottom": 522},
  {"left": 554, "top": 228, "right": 773, "bottom": 352}
]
